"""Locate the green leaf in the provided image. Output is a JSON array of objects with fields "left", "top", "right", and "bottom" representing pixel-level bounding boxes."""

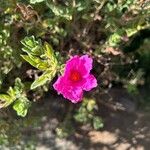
[
  {"left": 87, "top": 99, "right": 96, "bottom": 112},
  {"left": 29, "top": 55, "right": 49, "bottom": 68},
  {"left": 21, "top": 36, "right": 58, "bottom": 71},
  {"left": 13, "top": 97, "right": 31, "bottom": 117},
  {"left": 21, "top": 36, "right": 38, "bottom": 48},
  {"left": 14, "top": 78, "right": 24, "bottom": 94},
  {"left": 46, "top": 2, "right": 72, "bottom": 20},
  {"left": 31, "top": 70, "right": 56, "bottom": 89},
  {"left": 43, "top": 42, "right": 58, "bottom": 66},
  {"left": 21, "top": 55, "right": 48, "bottom": 70},
  {"left": 7, "top": 87, "right": 16, "bottom": 99},
  {"left": 108, "top": 33, "right": 122, "bottom": 47},
  {"left": 22, "top": 46, "right": 41, "bottom": 56},
  {"left": 93, "top": 116, "right": 104, "bottom": 130},
  {"left": 74, "top": 107, "right": 88, "bottom": 123},
  {"left": 21, "top": 36, "right": 58, "bottom": 90},
  {"left": 30, "top": 0, "right": 45, "bottom": 4},
  {"left": 126, "top": 83, "right": 138, "bottom": 94},
  {"left": 21, "top": 55, "right": 37, "bottom": 69},
  {"left": 0, "top": 94, "right": 13, "bottom": 108},
  {"left": 21, "top": 36, "right": 43, "bottom": 56},
  {"left": 44, "top": 42, "right": 54, "bottom": 59}
]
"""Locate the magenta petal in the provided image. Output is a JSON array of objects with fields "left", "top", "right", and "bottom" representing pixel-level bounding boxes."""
[
  {"left": 53, "top": 55, "right": 97, "bottom": 103},
  {"left": 65, "top": 87, "right": 83, "bottom": 103},
  {"left": 82, "top": 74, "right": 97, "bottom": 91},
  {"left": 64, "top": 56, "right": 80, "bottom": 76},
  {"left": 53, "top": 76, "right": 66, "bottom": 93},
  {"left": 79, "top": 55, "right": 93, "bottom": 77},
  {"left": 53, "top": 76, "right": 83, "bottom": 103},
  {"left": 65, "top": 55, "right": 93, "bottom": 77}
]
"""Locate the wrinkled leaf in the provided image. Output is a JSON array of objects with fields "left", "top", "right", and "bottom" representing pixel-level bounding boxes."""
[
  {"left": 93, "top": 116, "right": 104, "bottom": 130},
  {"left": 21, "top": 55, "right": 48, "bottom": 70},
  {"left": 0, "top": 94, "right": 13, "bottom": 108},
  {"left": 74, "top": 107, "right": 88, "bottom": 123},
  {"left": 44, "top": 42, "right": 54, "bottom": 59},
  {"left": 21, "top": 55, "right": 37, "bottom": 68},
  {"left": 14, "top": 78, "right": 24, "bottom": 95},
  {"left": 46, "top": 2, "right": 72, "bottom": 20},
  {"left": 13, "top": 97, "right": 31, "bottom": 117},
  {"left": 31, "top": 70, "right": 56, "bottom": 89},
  {"left": 7, "top": 87, "right": 16, "bottom": 100},
  {"left": 87, "top": 99, "right": 96, "bottom": 112},
  {"left": 21, "top": 36, "right": 43, "bottom": 56}
]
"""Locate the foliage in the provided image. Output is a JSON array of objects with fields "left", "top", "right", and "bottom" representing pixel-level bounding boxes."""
[
  {"left": 30, "top": 0, "right": 45, "bottom": 4},
  {"left": 0, "top": 78, "right": 31, "bottom": 117},
  {"left": 74, "top": 98, "right": 104, "bottom": 130},
  {"left": 21, "top": 36, "right": 59, "bottom": 89},
  {"left": 0, "top": 0, "right": 150, "bottom": 146}
]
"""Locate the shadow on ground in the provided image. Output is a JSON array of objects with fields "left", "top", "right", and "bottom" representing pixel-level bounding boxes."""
[{"left": 24, "top": 88, "right": 149, "bottom": 150}]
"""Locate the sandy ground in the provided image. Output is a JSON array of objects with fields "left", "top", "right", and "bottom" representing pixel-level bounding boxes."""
[{"left": 34, "top": 88, "right": 150, "bottom": 150}]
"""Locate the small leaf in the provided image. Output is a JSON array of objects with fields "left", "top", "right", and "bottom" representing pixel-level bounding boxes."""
[
  {"left": 22, "top": 46, "right": 42, "bottom": 56},
  {"left": 93, "top": 116, "right": 104, "bottom": 130},
  {"left": 46, "top": 2, "right": 72, "bottom": 20},
  {"left": 13, "top": 97, "right": 31, "bottom": 117},
  {"left": 44, "top": 42, "right": 54, "bottom": 59},
  {"left": 29, "top": 55, "right": 49, "bottom": 69},
  {"left": 21, "top": 55, "right": 37, "bottom": 68},
  {"left": 43, "top": 42, "right": 58, "bottom": 67},
  {"left": 74, "top": 107, "right": 88, "bottom": 123},
  {"left": 21, "top": 36, "right": 38, "bottom": 48},
  {"left": 0, "top": 94, "right": 13, "bottom": 108},
  {"left": 14, "top": 78, "right": 24, "bottom": 94},
  {"left": 31, "top": 70, "right": 56, "bottom": 89},
  {"left": 30, "top": 0, "right": 45, "bottom": 4},
  {"left": 21, "top": 36, "right": 43, "bottom": 56},
  {"left": 7, "top": 87, "right": 16, "bottom": 99},
  {"left": 21, "top": 55, "right": 48, "bottom": 70},
  {"left": 87, "top": 99, "right": 96, "bottom": 112}
]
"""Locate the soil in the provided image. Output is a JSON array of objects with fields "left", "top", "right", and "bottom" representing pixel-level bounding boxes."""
[{"left": 34, "top": 88, "right": 150, "bottom": 150}]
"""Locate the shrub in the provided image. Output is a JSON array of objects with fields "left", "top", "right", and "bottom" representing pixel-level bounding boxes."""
[{"left": 0, "top": 0, "right": 149, "bottom": 146}]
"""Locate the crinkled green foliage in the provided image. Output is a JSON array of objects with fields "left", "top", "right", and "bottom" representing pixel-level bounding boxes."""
[
  {"left": 21, "top": 36, "right": 58, "bottom": 89},
  {"left": 13, "top": 97, "right": 31, "bottom": 117},
  {"left": 0, "top": 78, "right": 31, "bottom": 117},
  {"left": 74, "top": 98, "right": 104, "bottom": 130}
]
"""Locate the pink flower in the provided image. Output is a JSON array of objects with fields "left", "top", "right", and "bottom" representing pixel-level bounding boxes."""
[{"left": 53, "top": 55, "right": 97, "bottom": 103}]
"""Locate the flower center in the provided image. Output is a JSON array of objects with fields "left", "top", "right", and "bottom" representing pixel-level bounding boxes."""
[{"left": 70, "top": 71, "right": 81, "bottom": 82}]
